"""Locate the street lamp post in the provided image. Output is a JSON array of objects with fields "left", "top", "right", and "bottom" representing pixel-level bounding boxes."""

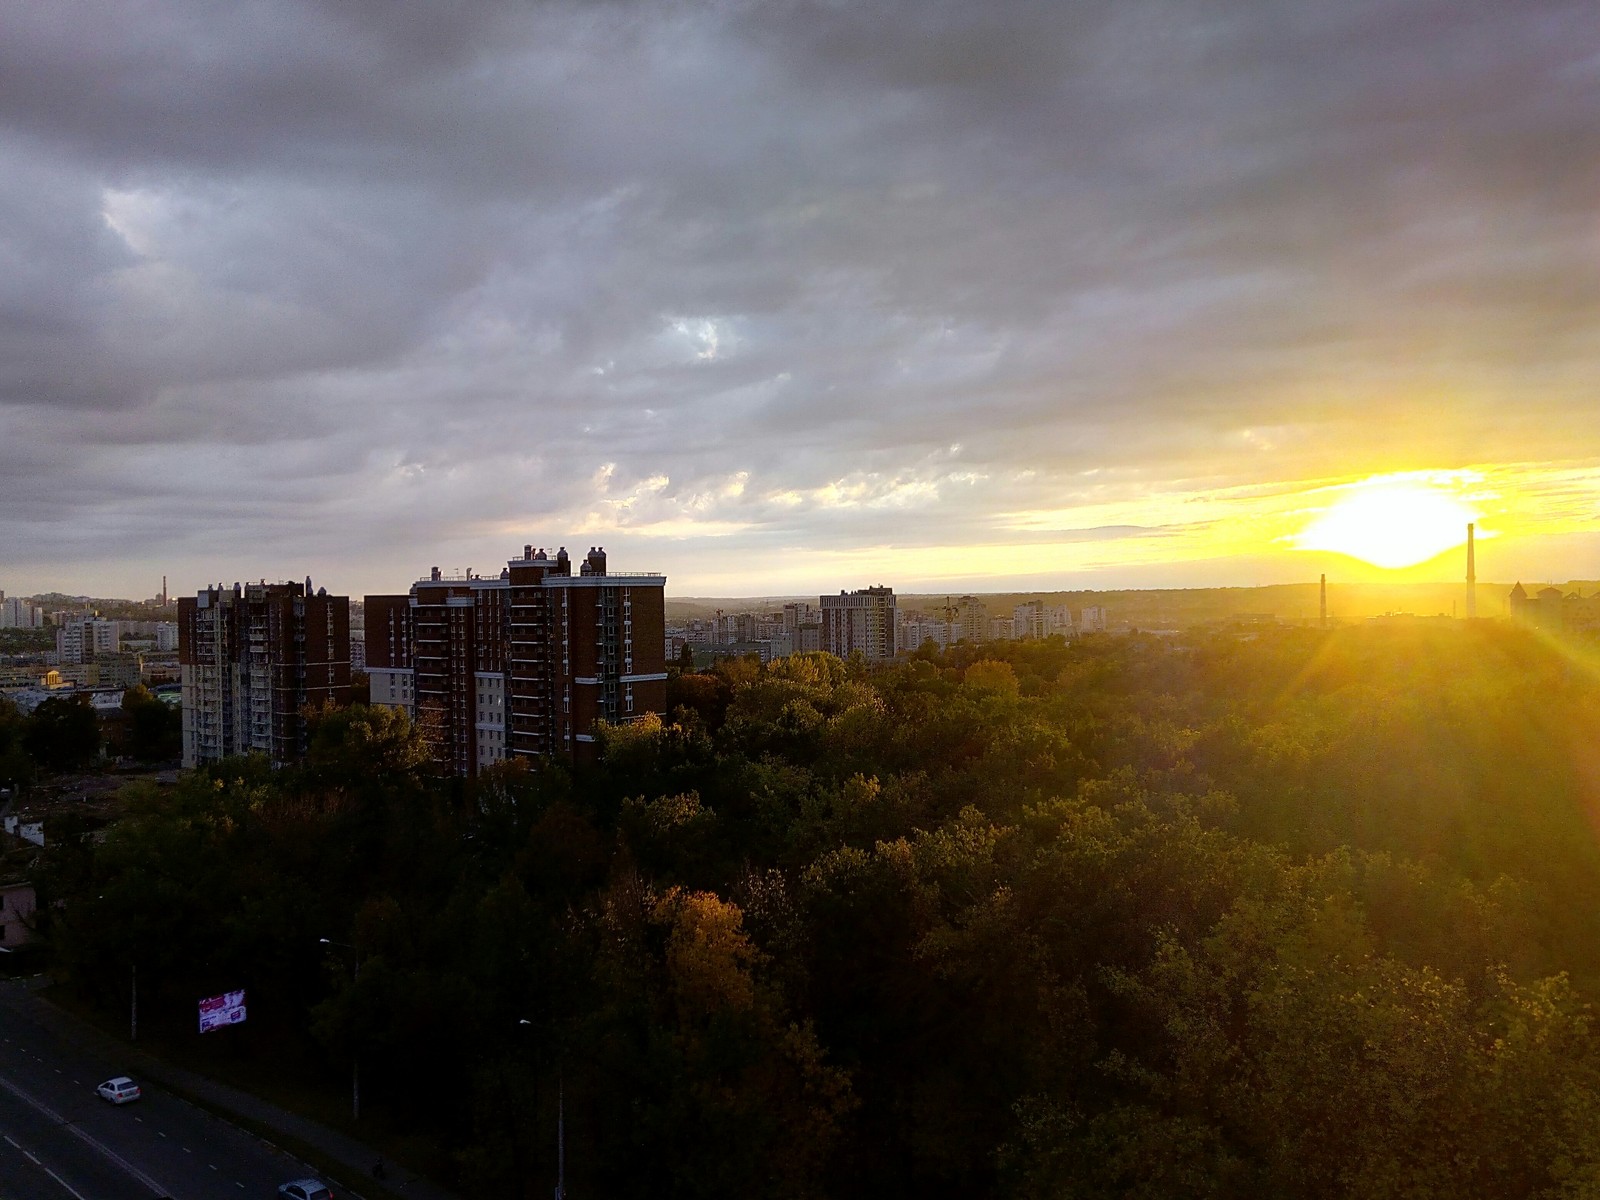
[
  {"left": 518, "top": 1019, "right": 564, "bottom": 1200},
  {"left": 555, "top": 1071, "right": 565, "bottom": 1200},
  {"left": 97, "top": 894, "right": 136, "bottom": 1042},
  {"left": 320, "top": 938, "right": 361, "bottom": 1120},
  {"left": 518, "top": 1017, "right": 569, "bottom": 1200}
]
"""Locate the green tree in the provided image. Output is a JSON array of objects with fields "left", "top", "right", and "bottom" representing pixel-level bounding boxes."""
[
  {"left": 0, "top": 695, "right": 35, "bottom": 793},
  {"left": 25, "top": 695, "right": 100, "bottom": 771},
  {"left": 121, "top": 686, "right": 180, "bottom": 762}
]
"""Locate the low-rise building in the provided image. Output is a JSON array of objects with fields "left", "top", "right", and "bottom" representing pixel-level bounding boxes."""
[
  {"left": 1509, "top": 583, "right": 1600, "bottom": 632},
  {"left": 0, "top": 881, "right": 37, "bottom": 949}
]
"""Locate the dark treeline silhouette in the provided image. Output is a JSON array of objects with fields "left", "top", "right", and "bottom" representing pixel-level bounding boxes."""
[
  {"left": 0, "top": 686, "right": 180, "bottom": 786},
  {"left": 31, "top": 623, "right": 1600, "bottom": 1198}
]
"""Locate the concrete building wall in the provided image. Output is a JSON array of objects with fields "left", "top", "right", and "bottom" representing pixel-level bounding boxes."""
[{"left": 821, "top": 587, "right": 897, "bottom": 661}]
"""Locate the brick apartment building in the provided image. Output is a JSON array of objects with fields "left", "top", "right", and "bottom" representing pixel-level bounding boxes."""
[
  {"left": 366, "top": 544, "right": 667, "bottom": 776},
  {"left": 179, "top": 579, "right": 351, "bottom": 767}
]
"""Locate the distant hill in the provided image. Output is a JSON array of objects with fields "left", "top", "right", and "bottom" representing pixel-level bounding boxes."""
[{"left": 667, "top": 581, "right": 1600, "bottom": 629}]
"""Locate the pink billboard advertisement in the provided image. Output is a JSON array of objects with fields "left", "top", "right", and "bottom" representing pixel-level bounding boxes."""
[{"left": 198, "top": 988, "right": 247, "bottom": 1033}]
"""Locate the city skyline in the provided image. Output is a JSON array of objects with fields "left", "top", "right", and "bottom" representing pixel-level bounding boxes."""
[{"left": 5, "top": 2, "right": 1599, "bottom": 599}]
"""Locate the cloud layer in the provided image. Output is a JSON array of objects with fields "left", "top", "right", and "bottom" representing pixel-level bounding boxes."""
[{"left": 4, "top": 0, "right": 1599, "bottom": 597}]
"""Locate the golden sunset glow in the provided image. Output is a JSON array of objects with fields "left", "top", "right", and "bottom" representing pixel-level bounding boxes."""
[{"left": 1296, "top": 480, "right": 1479, "bottom": 569}]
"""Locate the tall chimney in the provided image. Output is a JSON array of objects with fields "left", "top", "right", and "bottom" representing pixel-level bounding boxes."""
[
  {"left": 1466, "top": 523, "right": 1477, "bottom": 619},
  {"left": 1320, "top": 574, "right": 1327, "bottom": 628}
]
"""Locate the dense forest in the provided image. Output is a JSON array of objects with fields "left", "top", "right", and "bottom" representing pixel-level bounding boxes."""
[{"left": 26, "top": 622, "right": 1600, "bottom": 1198}]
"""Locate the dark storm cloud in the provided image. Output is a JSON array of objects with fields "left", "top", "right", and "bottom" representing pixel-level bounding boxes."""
[{"left": 3, "top": 0, "right": 1598, "bottom": 593}]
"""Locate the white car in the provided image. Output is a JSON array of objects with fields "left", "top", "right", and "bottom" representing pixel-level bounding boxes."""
[
  {"left": 277, "top": 1180, "right": 333, "bottom": 1200},
  {"left": 95, "top": 1076, "right": 141, "bottom": 1104}
]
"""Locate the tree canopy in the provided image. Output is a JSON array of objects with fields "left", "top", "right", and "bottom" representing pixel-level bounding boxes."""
[{"left": 37, "top": 624, "right": 1600, "bottom": 1198}]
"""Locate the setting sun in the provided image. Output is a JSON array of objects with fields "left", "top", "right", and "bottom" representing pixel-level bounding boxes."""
[{"left": 1296, "top": 479, "right": 1478, "bottom": 569}]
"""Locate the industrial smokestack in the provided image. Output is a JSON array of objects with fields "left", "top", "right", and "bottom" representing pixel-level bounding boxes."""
[
  {"left": 1466, "top": 523, "right": 1477, "bottom": 619},
  {"left": 1320, "top": 574, "right": 1327, "bottom": 628}
]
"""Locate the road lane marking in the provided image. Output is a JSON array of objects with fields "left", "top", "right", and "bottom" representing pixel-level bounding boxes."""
[
  {"left": 43, "top": 1167, "right": 90, "bottom": 1200},
  {"left": 0, "top": 1075, "right": 172, "bottom": 1196},
  {"left": 3, "top": 1134, "right": 18, "bottom": 1148},
  {"left": 23, "top": 1150, "right": 40, "bottom": 1163},
  {"left": 158, "top": 1130, "right": 166, "bottom": 1137}
]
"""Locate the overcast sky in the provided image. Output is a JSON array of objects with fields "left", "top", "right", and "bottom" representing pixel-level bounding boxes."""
[{"left": 4, "top": 0, "right": 1599, "bottom": 600}]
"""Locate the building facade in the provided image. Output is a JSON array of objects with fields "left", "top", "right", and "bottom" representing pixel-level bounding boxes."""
[
  {"left": 820, "top": 586, "right": 897, "bottom": 661},
  {"left": 0, "top": 596, "right": 44, "bottom": 629},
  {"left": 366, "top": 544, "right": 668, "bottom": 776},
  {"left": 178, "top": 580, "right": 351, "bottom": 768},
  {"left": 56, "top": 619, "right": 119, "bottom": 664},
  {"left": 1509, "top": 583, "right": 1600, "bottom": 632},
  {"left": 0, "top": 882, "right": 36, "bottom": 950}
]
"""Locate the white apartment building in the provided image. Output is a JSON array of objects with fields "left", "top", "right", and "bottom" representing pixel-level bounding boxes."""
[
  {"left": 1013, "top": 601, "right": 1050, "bottom": 641},
  {"left": 56, "top": 619, "right": 119, "bottom": 664},
  {"left": 369, "top": 665, "right": 415, "bottom": 712},
  {"left": 0, "top": 596, "right": 44, "bottom": 629},
  {"left": 1012, "top": 601, "right": 1076, "bottom": 640},
  {"left": 474, "top": 670, "right": 507, "bottom": 771},
  {"left": 899, "top": 618, "right": 944, "bottom": 652},
  {"left": 781, "top": 602, "right": 819, "bottom": 633}
]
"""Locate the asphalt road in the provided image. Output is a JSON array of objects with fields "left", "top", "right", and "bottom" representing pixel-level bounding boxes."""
[{"left": 0, "top": 997, "right": 322, "bottom": 1200}]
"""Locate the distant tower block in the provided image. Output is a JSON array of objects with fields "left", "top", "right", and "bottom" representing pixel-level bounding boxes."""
[
  {"left": 1320, "top": 574, "right": 1327, "bottom": 628},
  {"left": 1466, "top": 523, "right": 1477, "bottom": 619}
]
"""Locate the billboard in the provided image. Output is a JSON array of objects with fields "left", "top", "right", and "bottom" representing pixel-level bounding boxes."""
[{"left": 198, "top": 989, "right": 247, "bottom": 1033}]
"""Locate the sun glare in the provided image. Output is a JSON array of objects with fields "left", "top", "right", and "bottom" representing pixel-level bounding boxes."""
[{"left": 1297, "top": 480, "right": 1478, "bottom": 569}]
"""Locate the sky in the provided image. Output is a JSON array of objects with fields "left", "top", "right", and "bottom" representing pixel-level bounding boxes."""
[{"left": 4, "top": 0, "right": 1599, "bottom": 601}]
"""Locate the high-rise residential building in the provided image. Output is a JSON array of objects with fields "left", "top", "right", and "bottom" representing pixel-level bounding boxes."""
[
  {"left": 366, "top": 543, "right": 668, "bottom": 776},
  {"left": 820, "top": 586, "right": 897, "bottom": 661},
  {"left": 1012, "top": 600, "right": 1077, "bottom": 640},
  {"left": 781, "top": 602, "right": 818, "bottom": 634},
  {"left": 899, "top": 616, "right": 952, "bottom": 652},
  {"left": 953, "top": 595, "right": 987, "bottom": 644},
  {"left": 56, "top": 618, "right": 120, "bottom": 664},
  {"left": 178, "top": 580, "right": 351, "bottom": 768},
  {"left": 0, "top": 596, "right": 44, "bottom": 629}
]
